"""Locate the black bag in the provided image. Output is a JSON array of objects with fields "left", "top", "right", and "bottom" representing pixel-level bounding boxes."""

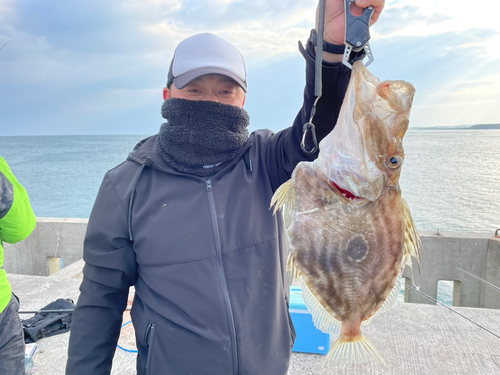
[{"left": 21, "top": 298, "right": 75, "bottom": 343}]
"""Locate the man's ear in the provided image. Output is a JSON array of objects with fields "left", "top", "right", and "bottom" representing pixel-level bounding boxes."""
[
  {"left": 163, "top": 87, "right": 171, "bottom": 101},
  {"left": 242, "top": 95, "right": 246, "bottom": 108}
]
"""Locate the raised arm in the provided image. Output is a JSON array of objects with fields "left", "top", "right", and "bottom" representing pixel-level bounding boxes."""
[{"left": 265, "top": 0, "right": 385, "bottom": 190}]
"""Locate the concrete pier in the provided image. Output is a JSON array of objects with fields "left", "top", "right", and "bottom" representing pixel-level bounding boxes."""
[
  {"left": 4, "top": 218, "right": 500, "bottom": 308},
  {"left": 9, "top": 260, "right": 500, "bottom": 375},
  {"left": 402, "top": 231, "right": 500, "bottom": 309},
  {"left": 4, "top": 218, "right": 500, "bottom": 374}
]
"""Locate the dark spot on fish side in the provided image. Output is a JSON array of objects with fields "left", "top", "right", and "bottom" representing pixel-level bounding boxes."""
[{"left": 344, "top": 235, "right": 368, "bottom": 263}]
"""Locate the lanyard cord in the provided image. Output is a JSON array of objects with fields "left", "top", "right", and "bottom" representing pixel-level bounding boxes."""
[
  {"left": 314, "top": 0, "right": 325, "bottom": 98},
  {"left": 301, "top": 0, "right": 325, "bottom": 154}
]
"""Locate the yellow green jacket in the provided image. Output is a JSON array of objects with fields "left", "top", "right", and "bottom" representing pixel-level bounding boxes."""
[{"left": 0, "top": 156, "right": 36, "bottom": 313}]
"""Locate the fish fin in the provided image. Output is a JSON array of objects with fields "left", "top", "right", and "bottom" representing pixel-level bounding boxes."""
[
  {"left": 270, "top": 179, "right": 296, "bottom": 229},
  {"left": 323, "top": 335, "right": 386, "bottom": 367},
  {"left": 301, "top": 281, "right": 341, "bottom": 335},
  {"left": 361, "top": 274, "right": 403, "bottom": 326},
  {"left": 286, "top": 251, "right": 302, "bottom": 282},
  {"left": 402, "top": 199, "right": 422, "bottom": 288},
  {"left": 270, "top": 179, "right": 292, "bottom": 214}
]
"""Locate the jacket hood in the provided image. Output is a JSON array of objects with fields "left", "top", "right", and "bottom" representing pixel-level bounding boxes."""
[{"left": 127, "top": 135, "right": 172, "bottom": 171}]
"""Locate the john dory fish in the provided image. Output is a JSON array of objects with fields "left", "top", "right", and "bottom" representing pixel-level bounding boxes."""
[{"left": 272, "top": 61, "right": 421, "bottom": 366}]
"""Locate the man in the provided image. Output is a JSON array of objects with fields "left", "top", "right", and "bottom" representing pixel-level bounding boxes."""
[
  {"left": 0, "top": 156, "right": 37, "bottom": 375},
  {"left": 66, "top": 1, "right": 384, "bottom": 374}
]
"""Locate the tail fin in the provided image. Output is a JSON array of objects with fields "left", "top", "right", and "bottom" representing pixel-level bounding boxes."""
[{"left": 323, "top": 335, "right": 385, "bottom": 367}]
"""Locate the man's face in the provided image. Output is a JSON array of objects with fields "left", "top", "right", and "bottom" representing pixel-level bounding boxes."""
[{"left": 163, "top": 74, "right": 246, "bottom": 108}]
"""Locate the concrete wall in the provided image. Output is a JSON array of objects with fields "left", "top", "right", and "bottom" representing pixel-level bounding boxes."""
[
  {"left": 3, "top": 218, "right": 87, "bottom": 277},
  {"left": 484, "top": 237, "right": 500, "bottom": 309},
  {"left": 402, "top": 231, "right": 500, "bottom": 309},
  {"left": 3, "top": 219, "right": 500, "bottom": 309}
]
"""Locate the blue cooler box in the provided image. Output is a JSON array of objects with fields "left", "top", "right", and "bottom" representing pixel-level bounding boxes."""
[{"left": 289, "top": 286, "right": 330, "bottom": 355}]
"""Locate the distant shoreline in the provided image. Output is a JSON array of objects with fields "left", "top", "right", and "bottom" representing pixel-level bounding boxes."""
[{"left": 412, "top": 123, "right": 500, "bottom": 130}]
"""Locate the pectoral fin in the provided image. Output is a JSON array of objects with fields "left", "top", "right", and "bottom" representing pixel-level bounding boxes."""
[
  {"left": 270, "top": 179, "right": 296, "bottom": 228},
  {"left": 270, "top": 179, "right": 292, "bottom": 213}
]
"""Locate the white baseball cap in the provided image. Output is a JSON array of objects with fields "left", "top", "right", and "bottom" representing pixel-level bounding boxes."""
[{"left": 167, "top": 33, "right": 247, "bottom": 92}]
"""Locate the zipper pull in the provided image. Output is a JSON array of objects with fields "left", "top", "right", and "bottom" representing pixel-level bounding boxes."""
[
  {"left": 206, "top": 179, "right": 212, "bottom": 192},
  {"left": 145, "top": 322, "right": 155, "bottom": 345}
]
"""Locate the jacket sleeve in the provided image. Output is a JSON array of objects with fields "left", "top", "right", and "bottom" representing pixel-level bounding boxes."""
[
  {"left": 0, "top": 157, "right": 36, "bottom": 244},
  {"left": 265, "top": 35, "right": 359, "bottom": 191},
  {"left": 66, "top": 172, "right": 137, "bottom": 375}
]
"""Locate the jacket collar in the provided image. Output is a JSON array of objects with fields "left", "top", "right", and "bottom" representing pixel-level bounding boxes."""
[{"left": 127, "top": 135, "right": 253, "bottom": 179}]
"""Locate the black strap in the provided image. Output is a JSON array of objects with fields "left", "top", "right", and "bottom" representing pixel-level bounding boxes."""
[{"left": 310, "top": 29, "right": 345, "bottom": 55}]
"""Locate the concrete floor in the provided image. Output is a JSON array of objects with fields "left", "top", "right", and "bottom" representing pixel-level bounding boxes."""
[{"left": 9, "top": 260, "right": 500, "bottom": 375}]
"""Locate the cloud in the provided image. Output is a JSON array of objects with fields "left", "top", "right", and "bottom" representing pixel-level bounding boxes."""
[
  {"left": 1, "top": 0, "right": 499, "bottom": 136},
  {"left": 80, "top": 88, "right": 159, "bottom": 114},
  {"left": 140, "top": 0, "right": 317, "bottom": 64},
  {"left": 373, "top": 5, "right": 453, "bottom": 37},
  {"left": 0, "top": 0, "right": 316, "bottom": 87},
  {"left": 367, "top": 16, "right": 500, "bottom": 128}
]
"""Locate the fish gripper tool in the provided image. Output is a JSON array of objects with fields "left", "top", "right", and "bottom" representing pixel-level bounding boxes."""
[{"left": 343, "top": 0, "right": 375, "bottom": 69}]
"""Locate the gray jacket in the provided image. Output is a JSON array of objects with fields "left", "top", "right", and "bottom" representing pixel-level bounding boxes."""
[{"left": 66, "top": 39, "right": 355, "bottom": 375}]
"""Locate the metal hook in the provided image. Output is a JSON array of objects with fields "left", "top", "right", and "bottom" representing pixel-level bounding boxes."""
[{"left": 301, "top": 122, "right": 318, "bottom": 154}]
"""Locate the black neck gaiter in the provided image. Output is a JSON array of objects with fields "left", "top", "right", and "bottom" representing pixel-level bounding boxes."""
[{"left": 157, "top": 98, "right": 250, "bottom": 177}]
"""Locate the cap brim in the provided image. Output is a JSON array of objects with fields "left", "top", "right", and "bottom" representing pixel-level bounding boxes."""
[{"left": 173, "top": 67, "right": 247, "bottom": 93}]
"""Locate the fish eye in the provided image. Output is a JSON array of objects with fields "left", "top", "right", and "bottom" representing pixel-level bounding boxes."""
[{"left": 388, "top": 155, "right": 403, "bottom": 169}]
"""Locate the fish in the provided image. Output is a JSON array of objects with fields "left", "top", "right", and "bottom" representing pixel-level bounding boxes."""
[{"left": 271, "top": 60, "right": 421, "bottom": 367}]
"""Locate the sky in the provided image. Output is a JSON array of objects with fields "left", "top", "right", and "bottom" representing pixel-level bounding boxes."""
[{"left": 1, "top": 0, "right": 499, "bottom": 136}]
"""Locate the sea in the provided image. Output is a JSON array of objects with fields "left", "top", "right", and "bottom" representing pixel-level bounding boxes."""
[{"left": 1, "top": 130, "right": 499, "bottom": 305}]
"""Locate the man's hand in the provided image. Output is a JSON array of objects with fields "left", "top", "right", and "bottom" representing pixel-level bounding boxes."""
[{"left": 316, "top": 0, "right": 385, "bottom": 62}]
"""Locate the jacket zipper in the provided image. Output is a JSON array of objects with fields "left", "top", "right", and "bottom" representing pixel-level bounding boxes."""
[
  {"left": 145, "top": 322, "right": 156, "bottom": 374},
  {"left": 284, "top": 294, "right": 296, "bottom": 347},
  {"left": 206, "top": 179, "right": 239, "bottom": 375}
]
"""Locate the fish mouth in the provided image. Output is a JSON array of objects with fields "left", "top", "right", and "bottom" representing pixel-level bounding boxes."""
[{"left": 330, "top": 181, "right": 365, "bottom": 201}]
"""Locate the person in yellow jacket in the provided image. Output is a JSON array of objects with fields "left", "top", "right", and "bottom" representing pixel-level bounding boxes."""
[{"left": 0, "top": 156, "right": 36, "bottom": 375}]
